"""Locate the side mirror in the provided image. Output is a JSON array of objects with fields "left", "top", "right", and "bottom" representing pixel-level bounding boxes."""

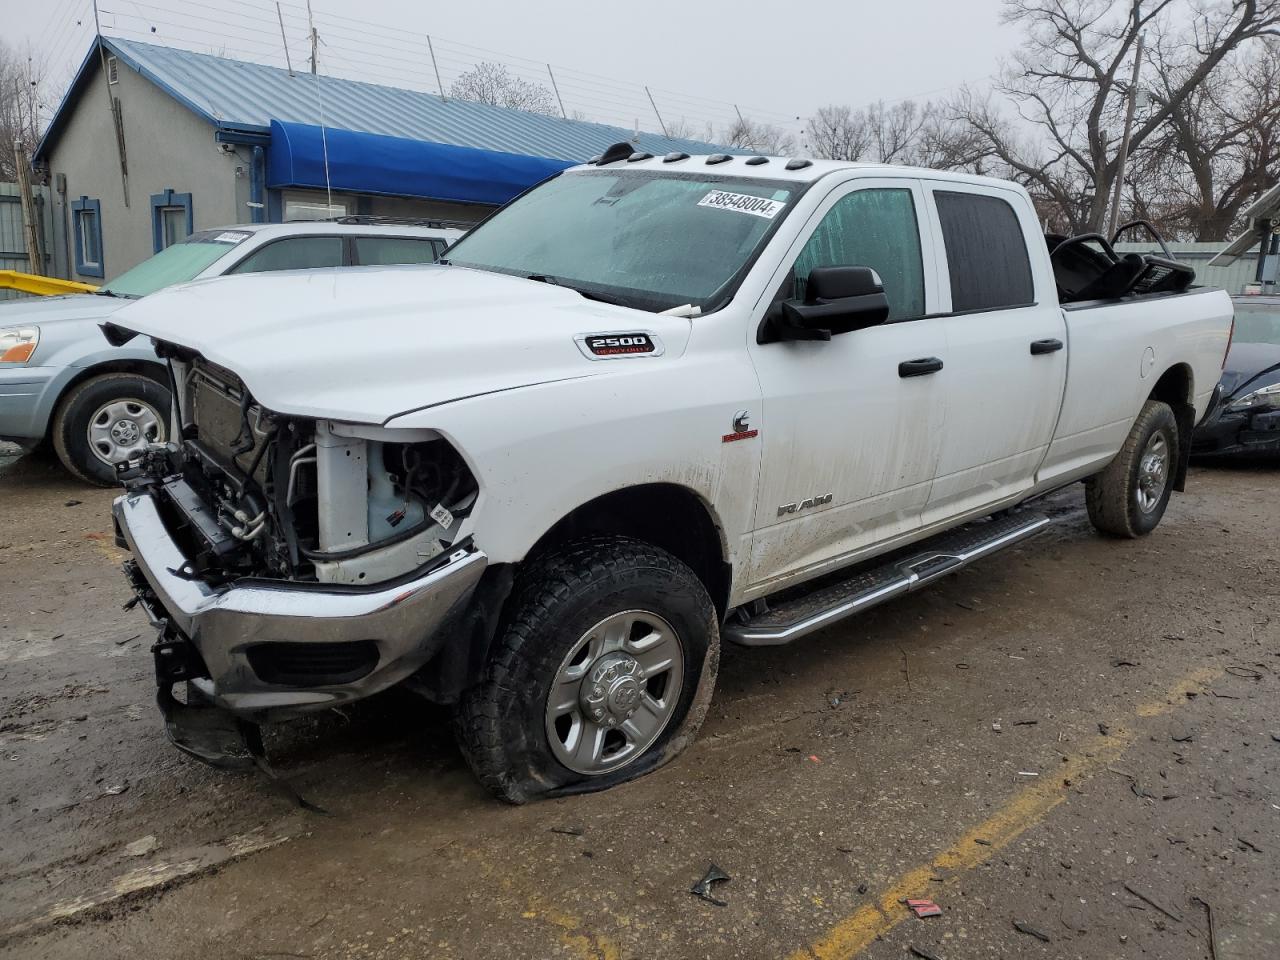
[{"left": 765, "top": 266, "right": 890, "bottom": 343}]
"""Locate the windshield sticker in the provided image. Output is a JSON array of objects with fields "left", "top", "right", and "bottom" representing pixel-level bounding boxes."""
[
  {"left": 211, "top": 231, "right": 251, "bottom": 244},
  {"left": 697, "top": 190, "right": 785, "bottom": 220}
]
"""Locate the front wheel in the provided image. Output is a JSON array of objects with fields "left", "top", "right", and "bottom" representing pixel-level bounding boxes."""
[
  {"left": 456, "top": 537, "right": 719, "bottom": 803},
  {"left": 1086, "top": 399, "right": 1179, "bottom": 538}
]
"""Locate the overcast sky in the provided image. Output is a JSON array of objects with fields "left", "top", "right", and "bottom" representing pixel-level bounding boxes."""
[{"left": 11, "top": 0, "right": 1020, "bottom": 145}]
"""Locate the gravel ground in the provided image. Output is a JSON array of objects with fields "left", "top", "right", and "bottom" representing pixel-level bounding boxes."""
[{"left": 1, "top": 444, "right": 1276, "bottom": 960}]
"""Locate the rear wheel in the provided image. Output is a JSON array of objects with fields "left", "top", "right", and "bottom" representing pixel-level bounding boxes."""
[
  {"left": 1086, "top": 399, "right": 1178, "bottom": 538},
  {"left": 456, "top": 537, "right": 718, "bottom": 803},
  {"left": 52, "top": 373, "right": 170, "bottom": 486}
]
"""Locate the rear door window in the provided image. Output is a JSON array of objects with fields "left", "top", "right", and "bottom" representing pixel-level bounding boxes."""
[
  {"left": 933, "top": 191, "right": 1034, "bottom": 312},
  {"left": 352, "top": 236, "right": 441, "bottom": 266},
  {"left": 230, "top": 236, "right": 344, "bottom": 274}
]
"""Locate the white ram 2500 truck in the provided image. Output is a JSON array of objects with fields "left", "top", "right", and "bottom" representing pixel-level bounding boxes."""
[{"left": 106, "top": 145, "right": 1234, "bottom": 801}]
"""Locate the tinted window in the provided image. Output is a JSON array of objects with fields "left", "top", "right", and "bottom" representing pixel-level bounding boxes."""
[
  {"left": 353, "top": 236, "right": 440, "bottom": 266},
  {"left": 231, "top": 237, "right": 344, "bottom": 274},
  {"left": 792, "top": 188, "right": 924, "bottom": 321},
  {"left": 934, "top": 191, "right": 1034, "bottom": 312}
]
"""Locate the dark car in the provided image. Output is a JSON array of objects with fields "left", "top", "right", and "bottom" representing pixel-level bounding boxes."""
[{"left": 1193, "top": 295, "right": 1280, "bottom": 457}]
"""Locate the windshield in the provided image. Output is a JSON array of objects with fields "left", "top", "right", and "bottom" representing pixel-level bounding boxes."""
[
  {"left": 1233, "top": 303, "right": 1280, "bottom": 345},
  {"left": 100, "top": 229, "right": 252, "bottom": 298},
  {"left": 445, "top": 169, "right": 801, "bottom": 312}
]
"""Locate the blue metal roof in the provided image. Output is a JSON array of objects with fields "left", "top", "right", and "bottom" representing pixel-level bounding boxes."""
[{"left": 36, "top": 36, "right": 728, "bottom": 163}]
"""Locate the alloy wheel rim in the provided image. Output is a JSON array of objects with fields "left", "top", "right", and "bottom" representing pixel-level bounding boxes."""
[
  {"left": 1135, "top": 431, "right": 1169, "bottom": 513},
  {"left": 545, "top": 609, "right": 684, "bottom": 776},
  {"left": 87, "top": 398, "right": 165, "bottom": 466}
]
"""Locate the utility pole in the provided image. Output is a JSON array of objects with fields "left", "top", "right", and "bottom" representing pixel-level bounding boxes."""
[
  {"left": 427, "top": 36, "right": 445, "bottom": 100},
  {"left": 277, "top": 3, "right": 294, "bottom": 77},
  {"left": 1107, "top": 31, "right": 1145, "bottom": 238},
  {"left": 547, "top": 64, "right": 566, "bottom": 119},
  {"left": 13, "top": 135, "right": 45, "bottom": 275},
  {"left": 306, "top": 0, "right": 319, "bottom": 74},
  {"left": 645, "top": 86, "right": 668, "bottom": 138}
]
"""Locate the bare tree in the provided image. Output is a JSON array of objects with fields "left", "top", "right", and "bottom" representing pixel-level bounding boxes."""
[
  {"left": 952, "top": 0, "right": 1280, "bottom": 234},
  {"left": 663, "top": 116, "right": 716, "bottom": 143},
  {"left": 1133, "top": 37, "right": 1280, "bottom": 239},
  {"left": 449, "top": 61, "right": 558, "bottom": 116},
  {"left": 721, "top": 115, "right": 796, "bottom": 154},
  {"left": 0, "top": 40, "right": 45, "bottom": 182},
  {"left": 808, "top": 104, "right": 874, "bottom": 161},
  {"left": 807, "top": 99, "right": 987, "bottom": 170}
]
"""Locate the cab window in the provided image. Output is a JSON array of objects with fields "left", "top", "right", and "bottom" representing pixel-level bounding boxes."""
[
  {"left": 933, "top": 191, "right": 1034, "bottom": 312},
  {"left": 790, "top": 188, "right": 925, "bottom": 321}
]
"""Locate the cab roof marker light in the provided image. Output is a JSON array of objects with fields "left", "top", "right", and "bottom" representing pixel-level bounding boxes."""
[
  {"left": 627, "top": 152, "right": 655, "bottom": 162},
  {"left": 785, "top": 158, "right": 814, "bottom": 171},
  {"left": 706, "top": 154, "right": 732, "bottom": 165},
  {"left": 745, "top": 156, "right": 769, "bottom": 165},
  {"left": 663, "top": 152, "right": 690, "bottom": 163},
  {"left": 594, "top": 142, "right": 634, "bottom": 165}
]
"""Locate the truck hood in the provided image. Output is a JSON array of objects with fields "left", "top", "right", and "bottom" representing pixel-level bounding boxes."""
[
  {"left": 109, "top": 264, "right": 692, "bottom": 423},
  {"left": 0, "top": 293, "right": 128, "bottom": 327}
]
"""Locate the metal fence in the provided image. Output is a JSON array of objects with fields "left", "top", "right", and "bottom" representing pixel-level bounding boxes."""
[{"left": 0, "top": 182, "right": 54, "bottom": 301}]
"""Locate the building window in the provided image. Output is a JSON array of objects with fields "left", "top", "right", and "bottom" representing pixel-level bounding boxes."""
[
  {"left": 107, "top": 56, "right": 119, "bottom": 84},
  {"left": 150, "top": 188, "right": 193, "bottom": 252},
  {"left": 283, "top": 191, "right": 350, "bottom": 221},
  {"left": 71, "top": 196, "right": 104, "bottom": 278}
]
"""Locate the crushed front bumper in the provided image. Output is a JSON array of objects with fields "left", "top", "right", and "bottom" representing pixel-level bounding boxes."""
[{"left": 113, "top": 491, "right": 487, "bottom": 724}]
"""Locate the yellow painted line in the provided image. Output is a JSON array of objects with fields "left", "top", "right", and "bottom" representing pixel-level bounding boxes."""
[
  {"left": 787, "top": 665, "right": 1220, "bottom": 960},
  {"left": 526, "top": 897, "right": 622, "bottom": 960},
  {"left": 458, "top": 843, "right": 623, "bottom": 960}
]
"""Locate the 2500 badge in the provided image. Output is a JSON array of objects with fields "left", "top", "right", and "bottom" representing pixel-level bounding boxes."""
[{"left": 576, "top": 332, "right": 663, "bottom": 359}]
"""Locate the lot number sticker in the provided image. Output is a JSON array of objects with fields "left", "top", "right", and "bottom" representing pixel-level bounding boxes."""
[{"left": 697, "top": 190, "right": 785, "bottom": 220}]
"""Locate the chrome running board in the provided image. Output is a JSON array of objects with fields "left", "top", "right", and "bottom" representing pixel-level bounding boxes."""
[{"left": 724, "top": 512, "right": 1052, "bottom": 647}]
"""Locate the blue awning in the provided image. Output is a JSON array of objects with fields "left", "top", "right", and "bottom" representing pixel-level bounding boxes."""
[{"left": 266, "top": 119, "right": 574, "bottom": 206}]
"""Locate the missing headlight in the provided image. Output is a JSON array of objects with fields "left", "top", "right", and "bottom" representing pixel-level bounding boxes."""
[{"left": 304, "top": 434, "right": 478, "bottom": 586}]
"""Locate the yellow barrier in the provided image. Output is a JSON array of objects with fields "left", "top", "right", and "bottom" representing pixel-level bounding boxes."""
[{"left": 0, "top": 270, "right": 99, "bottom": 297}]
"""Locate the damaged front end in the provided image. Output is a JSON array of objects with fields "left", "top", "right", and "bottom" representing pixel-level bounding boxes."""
[{"left": 113, "top": 347, "right": 488, "bottom": 766}]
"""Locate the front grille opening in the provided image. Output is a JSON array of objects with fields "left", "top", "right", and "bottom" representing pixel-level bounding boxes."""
[{"left": 246, "top": 640, "right": 379, "bottom": 687}]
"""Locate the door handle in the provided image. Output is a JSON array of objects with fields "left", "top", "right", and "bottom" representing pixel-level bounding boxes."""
[
  {"left": 1030, "top": 338, "right": 1064, "bottom": 355},
  {"left": 898, "top": 357, "right": 944, "bottom": 378}
]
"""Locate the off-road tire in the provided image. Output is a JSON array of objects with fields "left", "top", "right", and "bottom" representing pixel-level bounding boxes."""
[
  {"left": 1085, "top": 399, "right": 1178, "bottom": 538},
  {"left": 51, "top": 373, "right": 170, "bottom": 486},
  {"left": 456, "top": 537, "right": 719, "bottom": 803}
]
